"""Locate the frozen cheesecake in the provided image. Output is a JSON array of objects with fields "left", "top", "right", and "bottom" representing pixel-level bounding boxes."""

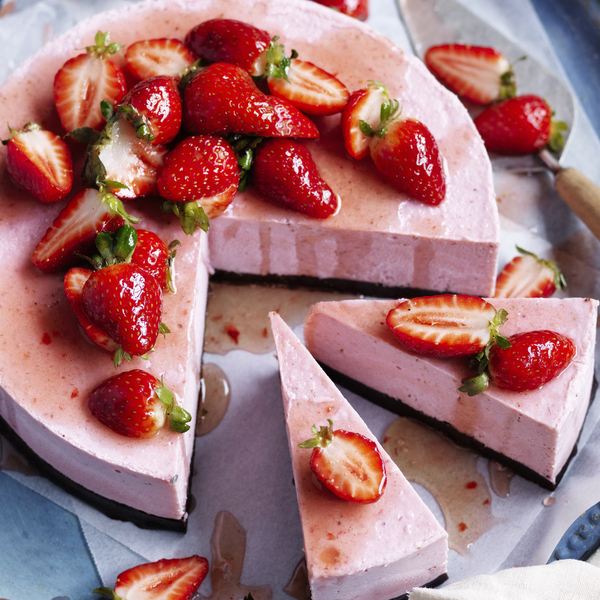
[
  {"left": 270, "top": 312, "right": 448, "bottom": 600},
  {"left": 304, "top": 298, "right": 598, "bottom": 489}
]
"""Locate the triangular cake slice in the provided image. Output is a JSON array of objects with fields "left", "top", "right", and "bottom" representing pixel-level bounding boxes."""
[
  {"left": 304, "top": 298, "right": 598, "bottom": 489},
  {"left": 270, "top": 313, "right": 448, "bottom": 600}
]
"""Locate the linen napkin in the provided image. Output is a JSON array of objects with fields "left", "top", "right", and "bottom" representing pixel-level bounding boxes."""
[{"left": 409, "top": 560, "right": 600, "bottom": 599}]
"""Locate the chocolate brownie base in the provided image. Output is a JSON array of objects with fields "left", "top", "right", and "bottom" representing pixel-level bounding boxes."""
[
  {"left": 0, "top": 413, "right": 195, "bottom": 532},
  {"left": 318, "top": 364, "right": 596, "bottom": 491}
]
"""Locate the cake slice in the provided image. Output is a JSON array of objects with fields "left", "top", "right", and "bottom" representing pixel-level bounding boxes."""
[
  {"left": 304, "top": 298, "right": 598, "bottom": 489},
  {"left": 270, "top": 312, "right": 448, "bottom": 600}
]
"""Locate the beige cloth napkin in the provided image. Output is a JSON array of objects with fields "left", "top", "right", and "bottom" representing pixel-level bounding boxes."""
[{"left": 409, "top": 560, "right": 600, "bottom": 599}]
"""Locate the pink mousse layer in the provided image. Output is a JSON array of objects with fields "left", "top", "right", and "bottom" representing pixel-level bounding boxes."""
[
  {"left": 305, "top": 298, "right": 598, "bottom": 484},
  {"left": 271, "top": 313, "right": 448, "bottom": 600}
]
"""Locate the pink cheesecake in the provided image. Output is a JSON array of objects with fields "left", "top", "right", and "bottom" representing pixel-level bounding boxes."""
[
  {"left": 304, "top": 298, "right": 598, "bottom": 489},
  {"left": 270, "top": 312, "right": 448, "bottom": 599}
]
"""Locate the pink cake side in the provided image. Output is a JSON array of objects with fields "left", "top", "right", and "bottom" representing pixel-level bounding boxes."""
[
  {"left": 304, "top": 298, "right": 598, "bottom": 484},
  {"left": 271, "top": 313, "right": 448, "bottom": 600}
]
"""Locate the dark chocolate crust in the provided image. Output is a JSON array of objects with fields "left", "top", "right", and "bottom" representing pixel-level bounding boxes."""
[
  {"left": 0, "top": 413, "right": 194, "bottom": 532},
  {"left": 394, "top": 573, "right": 449, "bottom": 600},
  {"left": 318, "top": 364, "right": 597, "bottom": 491},
  {"left": 211, "top": 270, "right": 450, "bottom": 299}
]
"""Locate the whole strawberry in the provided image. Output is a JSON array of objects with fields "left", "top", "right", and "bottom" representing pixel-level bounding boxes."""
[
  {"left": 251, "top": 138, "right": 339, "bottom": 219},
  {"left": 120, "top": 75, "right": 182, "bottom": 145},
  {"left": 183, "top": 62, "right": 319, "bottom": 138},
  {"left": 132, "top": 230, "right": 179, "bottom": 292},
  {"left": 82, "top": 262, "right": 163, "bottom": 362},
  {"left": 185, "top": 19, "right": 272, "bottom": 76},
  {"left": 4, "top": 122, "right": 73, "bottom": 203},
  {"left": 88, "top": 370, "right": 192, "bottom": 438},
  {"left": 488, "top": 330, "right": 576, "bottom": 392},
  {"left": 474, "top": 95, "right": 567, "bottom": 155}
]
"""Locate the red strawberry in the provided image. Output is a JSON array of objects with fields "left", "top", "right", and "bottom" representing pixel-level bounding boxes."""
[
  {"left": 120, "top": 76, "right": 182, "bottom": 145},
  {"left": 267, "top": 59, "right": 349, "bottom": 116},
  {"left": 64, "top": 268, "right": 119, "bottom": 353},
  {"left": 488, "top": 330, "right": 576, "bottom": 392},
  {"left": 31, "top": 187, "right": 137, "bottom": 273},
  {"left": 341, "top": 82, "right": 389, "bottom": 160},
  {"left": 369, "top": 116, "right": 446, "bottom": 205},
  {"left": 54, "top": 31, "right": 127, "bottom": 133},
  {"left": 183, "top": 62, "right": 319, "bottom": 138},
  {"left": 387, "top": 295, "right": 509, "bottom": 358},
  {"left": 424, "top": 44, "right": 515, "bottom": 105},
  {"left": 185, "top": 19, "right": 272, "bottom": 76},
  {"left": 4, "top": 123, "right": 73, "bottom": 203},
  {"left": 474, "top": 95, "right": 567, "bottom": 155},
  {"left": 82, "top": 263, "right": 163, "bottom": 358},
  {"left": 251, "top": 138, "right": 339, "bottom": 219},
  {"left": 311, "top": 0, "right": 369, "bottom": 20},
  {"left": 131, "top": 230, "right": 177, "bottom": 291},
  {"left": 125, "top": 38, "right": 196, "bottom": 81},
  {"left": 88, "top": 370, "right": 192, "bottom": 439},
  {"left": 494, "top": 247, "right": 566, "bottom": 299},
  {"left": 299, "top": 420, "right": 386, "bottom": 503}
]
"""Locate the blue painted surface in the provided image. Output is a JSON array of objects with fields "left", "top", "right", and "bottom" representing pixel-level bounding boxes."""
[
  {"left": 548, "top": 501, "right": 600, "bottom": 563},
  {"left": 531, "top": 0, "right": 600, "bottom": 135},
  {"left": 0, "top": 472, "right": 101, "bottom": 599}
]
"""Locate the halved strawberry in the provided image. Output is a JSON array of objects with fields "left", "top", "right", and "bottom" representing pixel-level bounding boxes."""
[
  {"left": 64, "top": 267, "right": 119, "bottom": 353},
  {"left": 494, "top": 247, "right": 566, "bottom": 298},
  {"left": 267, "top": 59, "right": 349, "bottom": 116},
  {"left": 424, "top": 44, "right": 515, "bottom": 105},
  {"left": 341, "top": 82, "right": 389, "bottom": 160},
  {"left": 387, "top": 295, "right": 509, "bottom": 358},
  {"left": 54, "top": 31, "right": 127, "bottom": 133},
  {"left": 131, "top": 230, "right": 178, "bottom": 291},
  {"left": 299, "top": 419, "right": 386, "bottom": 503},
  {"left": 125, "top": 38, "right": 196, "bottom": 81},
  {"left": 88, "top": 370, "right": 192, "bottom": 439},
  {"left": 31, "top": 187, "right": 137, "bottom": 273},
  {"left": 311, "top": 0, "right": 369, "bottom": 20},
  {"left": 4, "top": 122, "right": 73, "bottom": 203}
]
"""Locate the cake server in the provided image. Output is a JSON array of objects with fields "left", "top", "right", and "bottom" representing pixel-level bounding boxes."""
[{"left": 397, "top": 0, "right": 600, "bottom": 241}]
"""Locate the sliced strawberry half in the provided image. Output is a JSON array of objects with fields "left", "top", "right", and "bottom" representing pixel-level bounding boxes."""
[
  {"left": 299, "top": 420, "right": 386, "bottom": 503},
  {"left": 386, "top": 295, "right": 509, "bottom": 358},
  {"left": 267, "top": 59, "right": 349, "bottom": 116},
  {"left": 64, "top": 267, "right": 119, "bottom": 353},
  {"left": 341, "top": 82, "right": 389, "bottom": 160},
  {"left": 424, "top": 44, "right": 515, "bottom": 105},
  {"left": 54, "top": 31, "right": 127, "bottom": 133},
  {"left": 4, "top": 122, "right": 73, "bottom": 203},
  {"left": 494, "top": 247, "right": 566, "bottom": 299},
  {"left": 31, "top": 187, "right": 137, "bottom": 273},
  {"left": 125, "top": 38, "right": 196, "bottom": 81},
  {"left": 311, "top": 0, "right": 369, "bottom": 20},
  {"left": 94, "top": 555, "right": 208, "bottom": 600}
]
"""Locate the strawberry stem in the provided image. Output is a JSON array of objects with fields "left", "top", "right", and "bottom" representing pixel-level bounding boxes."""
[
  {"left": 86, "top": 31, "right": 122, "bottom": 60},
  {"left": 113, "top": 347, "right": 132, "bottom": 368},
  {"left": 548, "top": 118, "right": 568, "bottom": 153},
  {"left": 98, "top": 184, "right": 141, "bottom": 226},
  {"left": 264, "top": 36, "right": 298, "bottom": 81},
  {"left": 179, "top": 59, "right": 205, "bottom": 93},
  {"left": 227, "top": 134, "right": 263, "bottom": 192},
  {"left": 93, "top": 587, "right": 125, "bottom": 600},
  {"left": 117, "top": 104, "right": 156, "bottom": 143},
  {"left": 299, "top": 419, "right": 334, "bottom": 449},
  {"left": 162, "top": 201, "right": 210, "bottom": 235},
  {"left": 516, "top": 246, "right": 566, "bottom": 290},
  {"left": 459, "top": 371, "right": 490, "bottom": 396},
  {"left": 155, "top": 379, "right": 192, "bottom": 433},
  {"left": 166, "top": 240, "right": 180, "bottom": 294}
]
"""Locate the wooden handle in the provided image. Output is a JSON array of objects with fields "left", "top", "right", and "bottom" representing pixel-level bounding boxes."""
[{"left": 554, "top": 167, "right": 600, "bottom": 241}]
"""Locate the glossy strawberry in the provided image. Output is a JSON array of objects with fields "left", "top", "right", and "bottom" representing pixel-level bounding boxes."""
[
  {"left": 267, "top": 59, "right": 349, "bottom": 116},
  {"left": 252, "top": 138, "right": 339, "bottom": 219},
  {"left": 342, "top": 82, "right": 389, "bottom": 160},
  {"left": 120, "top": 76, "right": 182, "bottom": 145},
  {"left": 488, "top": 330, "right": 576, "bottom": 392},
  {"left": 183, "top": 62, "right": 319, "bottom": 138},
  {"left": 64, "top": 267, "right": 119, "bottom": 353},
  {"left": 312, "top": 0, "right": 369, "bottom": 20},
  {"left": 299, "top": 420, "right": 386, "bottom": 503},
  {"left": 425, "top": 44, "right": 515, "bottom": 105},
  {"left": 387, "top": 295, "right": 509, "bottom": 358},
  {"left": 4, "top": 123, "right": 73, "bottom": 202},
  {"left": 494, "top": 247, "right": 566, "bottom": 299},
  {"left": 185, "top": 19, "right": 272, "bottom": 76},
  {"left": 31, "top": 187, "right": 136, "bottom": 273},
  {"left": 88, "top": 370, "right": 192, "bottom": 439},
  {"left": 131, "top": 230, "right": 177, "bottom": 291},
  {"left": 369, "top": 116, "right": 446, "bottom": 205},
  {"left": 474, "top": 95, "right": 566, "bottom": 155},
  {"left": 125, "top": 38, "right": 196, "bottom": 80},
  {"left": 54, "top": 31, "right": 127, "bottom": 132},
  {"left": 82, "top": 263, "right": 163, "bottom": 358}
]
